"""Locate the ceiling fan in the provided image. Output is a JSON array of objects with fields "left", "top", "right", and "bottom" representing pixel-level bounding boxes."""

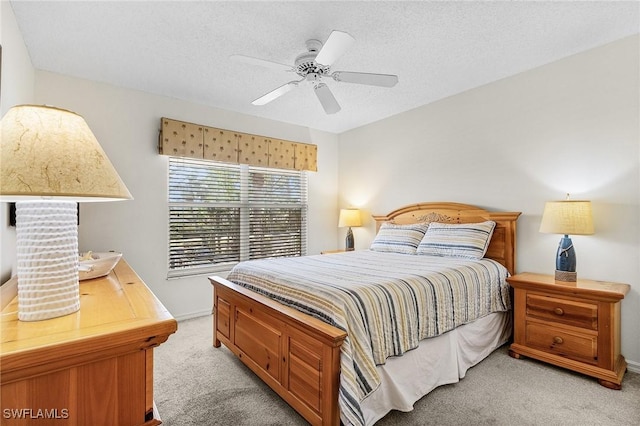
[{"left": 231, "top": 30, "right": 399, "bottom": 114}]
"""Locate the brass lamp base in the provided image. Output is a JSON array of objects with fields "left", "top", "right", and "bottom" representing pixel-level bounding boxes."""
[{"left": 555, "top": 270, "right": 577, "bottom": 282}]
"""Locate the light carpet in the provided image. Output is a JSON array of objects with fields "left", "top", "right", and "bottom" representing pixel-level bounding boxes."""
[{"left": 154, "top": 315, "right": 640, "bottom": 425}]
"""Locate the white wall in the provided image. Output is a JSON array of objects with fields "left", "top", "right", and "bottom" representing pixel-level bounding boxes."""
[
  {"left": 33, "top": 71, "right": 339, "bottom": 320},
  {"left": 1, "top": 1, "right": 35, "bottom": 284},
  {"left": 338, "top": 35, "right": 640, "bottom": 369}
]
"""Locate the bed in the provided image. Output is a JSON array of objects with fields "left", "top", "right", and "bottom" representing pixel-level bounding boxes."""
[{"left": 209, "top": 202, "right": 520, "bottom": 426}]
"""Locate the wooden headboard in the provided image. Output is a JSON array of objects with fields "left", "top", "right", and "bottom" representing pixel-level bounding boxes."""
[{"left": 372, "top": 202, "right": 521, "bottom": 275}]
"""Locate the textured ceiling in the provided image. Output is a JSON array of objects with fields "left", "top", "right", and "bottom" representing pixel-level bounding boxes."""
[{"left": 9, "top": 1, "right": 640, "bottom": 134}]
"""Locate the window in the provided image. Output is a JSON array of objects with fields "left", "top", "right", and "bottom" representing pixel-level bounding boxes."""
[{"left": 167, "top": 157, "right": 308, "bottom": 277}]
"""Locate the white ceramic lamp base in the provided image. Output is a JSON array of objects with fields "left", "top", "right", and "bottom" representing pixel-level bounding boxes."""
[{"left": 16, "top": 201, "right": 80, "bottom": 321}]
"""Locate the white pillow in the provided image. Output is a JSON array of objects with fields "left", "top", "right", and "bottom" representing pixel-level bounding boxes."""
[
  {"left": 416, "top": 221, "right": 496, "bottom": 259},
  {"left": 370, "top": 222, "right": 429, "bottom": 255}
]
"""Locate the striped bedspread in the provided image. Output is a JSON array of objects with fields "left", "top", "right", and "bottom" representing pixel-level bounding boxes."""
[{"left": 227, "top": 250, "right": 510, "bottom": 426}]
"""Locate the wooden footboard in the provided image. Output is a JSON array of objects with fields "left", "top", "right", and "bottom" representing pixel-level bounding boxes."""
[{"left": 209, "top": 276, "right": 347, "bottom": 426}]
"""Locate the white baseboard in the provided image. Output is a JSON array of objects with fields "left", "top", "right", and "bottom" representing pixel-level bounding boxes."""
[
  {"left": 626, "top": 358, "right": 640, "bottom": 374},
  {"left": 174, "top": 309, "right": 212, "bottom": 322}
]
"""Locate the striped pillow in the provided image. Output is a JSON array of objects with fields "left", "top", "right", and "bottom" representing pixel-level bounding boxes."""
[
  {"left": 370, "top": 222, "right": 429, "bottom": 254},
  {"left": 416, "top": 221, "right": 496, "bottom": 259}
]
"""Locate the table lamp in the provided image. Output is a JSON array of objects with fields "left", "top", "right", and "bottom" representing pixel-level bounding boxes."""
[
  {"left": 338, "top": 208, "right": 361, "bottom": 251},
  {"left": 539, "top": 197, "right": 594, "bottom": 282},
  {"left": 0, "top": 105, "right": 132, "bottom": 321}
]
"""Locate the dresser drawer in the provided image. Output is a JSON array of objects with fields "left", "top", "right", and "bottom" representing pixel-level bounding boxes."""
[
  {"left": 525, "top": 322, "right": 598, "bottom": 364},
  {"left": 526, "top": 294, "right": 597, "bottom": 330}
]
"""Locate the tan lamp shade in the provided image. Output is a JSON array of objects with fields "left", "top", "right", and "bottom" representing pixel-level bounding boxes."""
[
  {"left": 338, "top": 208, "right": 362, "bottom": 228},
  {"left": 539, "top": 200, "right": 594, "bottom": 235},
  {"left": 1, "top": 105, "right": 132, "bottom": 322},
  {"left": 0, "top": 105, "right": 132, "bottom": 201}
]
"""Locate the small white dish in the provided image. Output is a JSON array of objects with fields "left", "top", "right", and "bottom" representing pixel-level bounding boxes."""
[{"left": 78, "top": 252, "right": 123, "bottom": 280}]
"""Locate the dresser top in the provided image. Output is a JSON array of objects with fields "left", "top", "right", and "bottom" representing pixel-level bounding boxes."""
[{"left": 1, "top": 259, "right": 177, "bottom": 372}]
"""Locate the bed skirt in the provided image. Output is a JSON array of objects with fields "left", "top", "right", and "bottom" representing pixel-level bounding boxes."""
[{"left": 360, "top": 311, "right": 512, "bottom": 425}]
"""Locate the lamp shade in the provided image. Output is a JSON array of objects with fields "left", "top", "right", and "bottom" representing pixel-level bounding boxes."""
[
  {"left": 539, "top": 200, "right": 594, "bottom": 236},
  {"left": 0, "top": 105, "right": 132, "bottom": 201},
  {"left": 1, "top": 105, "right": 131, "bottom": 321},
  {"left": 338, "top": 208, "right": 362, "bottom": 228}
]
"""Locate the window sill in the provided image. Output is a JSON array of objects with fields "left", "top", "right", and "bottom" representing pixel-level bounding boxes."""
[{"left": 166, "top": 263, "right": 237, "bottom": 280}]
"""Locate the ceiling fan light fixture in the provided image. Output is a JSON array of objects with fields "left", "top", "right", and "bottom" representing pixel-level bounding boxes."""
[{"left": 305, "top": 73, "right": 321, "bottom": 83}]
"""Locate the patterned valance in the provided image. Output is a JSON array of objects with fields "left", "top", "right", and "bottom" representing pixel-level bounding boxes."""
[{"left": 158, "top": 117, "right": 317, "bottom": 172}]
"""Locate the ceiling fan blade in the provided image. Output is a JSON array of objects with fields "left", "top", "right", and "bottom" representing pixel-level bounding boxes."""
[
  {"left": 332, "top": 71, "right": 399, "bottom": 87},
  {"left": 252, "top": 81, "right": 300, "bottom": 106},
  {"left": 315, "top": 31, "right": 355, "bottom": 66},
  {"left": 231, "top": 54, "right": 293, "bottom": 72},
  {"left": 314, "top": 83, "right": 341, "bottom": 114}
]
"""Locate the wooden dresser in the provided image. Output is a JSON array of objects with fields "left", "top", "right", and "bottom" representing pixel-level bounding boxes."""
[
  {"left": 0, "top": 259, "right": 177, "bottom": 425},
  {"left": 507, "top": 272, "right": 629, "bottom": 389}
]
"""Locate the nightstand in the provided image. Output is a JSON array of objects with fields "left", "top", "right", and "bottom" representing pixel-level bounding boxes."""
[
  {"left": 320, "top": 249, "right": 348, "bottom": 254},
  {"left": 507, "top": 272, "right": 630, "bottom": 389}
]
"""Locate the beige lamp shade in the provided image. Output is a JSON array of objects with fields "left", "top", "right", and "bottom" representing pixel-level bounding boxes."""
[
  {"left": 0, "top": 105, "right": 132, "bottom": 201},
  {"left": 1, "top": 105, "right": 131, "bottom": 322},
  {"left": 539, "top": 200, "right": 594, "bottom": 235},
  {"left": 338, "top": 208, "right": 362, "bottom": 228}
]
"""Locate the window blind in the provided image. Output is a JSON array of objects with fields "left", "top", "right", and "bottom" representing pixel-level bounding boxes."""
[{"left": 168, "top": 157, "right": 307, "bottom": 277}]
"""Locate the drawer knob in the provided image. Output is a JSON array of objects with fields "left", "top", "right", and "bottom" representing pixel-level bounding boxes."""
[
  {"left": 553, "top": 307, "right": 564, "bottom": 316},
  {"left": 553, "top": 336, "right": 564, "bottom": 344}
]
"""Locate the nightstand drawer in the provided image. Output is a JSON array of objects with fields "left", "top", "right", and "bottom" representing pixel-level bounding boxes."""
[
  {"left": 526, "top": 322, "right": 598, "bottom": 364},
  {"left": 526, "top": 294, "right": 597, "bottom": 330}
]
